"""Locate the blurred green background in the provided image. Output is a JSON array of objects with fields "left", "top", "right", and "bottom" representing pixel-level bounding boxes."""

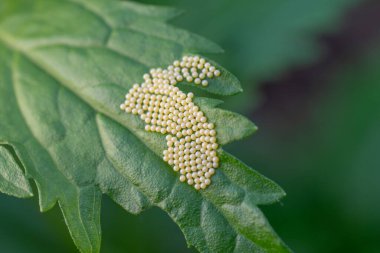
[{"left": 1, "top": 0, "right": 380, "bottom": 252}]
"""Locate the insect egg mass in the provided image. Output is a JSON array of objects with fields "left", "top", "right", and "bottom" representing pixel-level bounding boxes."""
[{"left": 120, "top": 55, "right": 221, "bottom": 190}]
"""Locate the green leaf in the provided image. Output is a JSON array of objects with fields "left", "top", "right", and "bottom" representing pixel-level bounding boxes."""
[
  {"left": 0, "top": 145, "right": 33, "bottom": 198},
  {"left": 0, "top": 0, "right": 289, "bottom": 252}
]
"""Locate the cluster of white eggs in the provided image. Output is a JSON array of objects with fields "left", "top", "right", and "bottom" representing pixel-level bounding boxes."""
[{"left": 120, "top": 55, "right": 221, "bottom": 190}]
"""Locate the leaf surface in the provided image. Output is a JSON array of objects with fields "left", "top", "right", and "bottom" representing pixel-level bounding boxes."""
[
  {"left": 0, "top": 145, "right": 33, "bottom": 198},
  {"left": 0, "top": 0, "right": 289, "bottom": 252}
]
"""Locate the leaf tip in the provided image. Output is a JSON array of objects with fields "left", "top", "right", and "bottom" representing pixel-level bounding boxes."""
[{"left": 22, "top": 187, "right": 34, "bottom": 198}]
